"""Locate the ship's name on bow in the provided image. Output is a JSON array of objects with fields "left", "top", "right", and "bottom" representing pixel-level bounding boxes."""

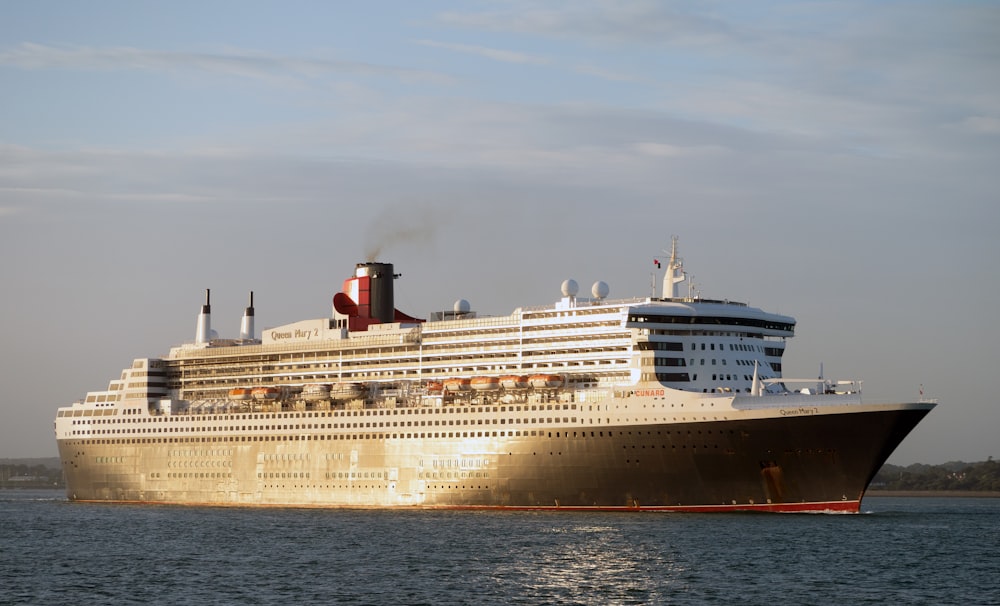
[{"left": 779, "top": 407, "right": 820, "bottom": 416}]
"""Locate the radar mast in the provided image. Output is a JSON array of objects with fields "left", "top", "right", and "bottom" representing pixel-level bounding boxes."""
[{"left": 661, "top": 236, "right": 686, "bottom": 299}]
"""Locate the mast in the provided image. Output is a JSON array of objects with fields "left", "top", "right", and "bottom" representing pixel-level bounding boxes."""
[{"left": 661, "top": 236, "right": 686, "bottom": 299}]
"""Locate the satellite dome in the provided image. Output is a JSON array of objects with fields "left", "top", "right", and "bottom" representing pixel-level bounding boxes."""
[
  {"left": 592, "top": 280, "right": 610, "bottom": 299},
  {"left": 454, "top": 299, "right": 471, "bottom": 314},
  {"left": 561, "top": 279, "right": 579, "bottom": 297}
]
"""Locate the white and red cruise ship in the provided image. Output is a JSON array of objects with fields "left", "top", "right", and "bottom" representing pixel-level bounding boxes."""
[{"left": 54, "top": 239, "right": 934, "bottom": 512}]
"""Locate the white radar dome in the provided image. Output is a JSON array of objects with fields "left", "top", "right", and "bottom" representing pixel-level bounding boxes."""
[
  {"left": 592, "top": 281, "right": 610, "bottom": 299},
  {"left": 561, "top": 279, "right": 579, "bottom": 297},
  {"left": 454, "top": 299, "right": 471, "bottom": 314}
]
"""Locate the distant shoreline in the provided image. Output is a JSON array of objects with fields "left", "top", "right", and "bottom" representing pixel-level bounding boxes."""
[{"left": 866, "top": 490, "right": 1000, "bottom": 498}]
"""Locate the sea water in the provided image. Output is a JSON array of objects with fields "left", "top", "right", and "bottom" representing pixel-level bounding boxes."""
[{"left": 1, "top": 490, "right": 997, "bottom": 605}]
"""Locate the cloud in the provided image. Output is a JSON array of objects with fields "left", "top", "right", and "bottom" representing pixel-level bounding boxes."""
[
  {"left": 959, "top": 116, "right": 1000, "bottom": 136},
  {"left": 571, "top": 63, "right": 647, "bottom": 83},
  {"left": 0, "top": 42, "right": 453, "bottom": 85},
  {"left": 0, "top": 144, "right": 300, "bottom": 208},
  {"left": 436, "top": 1, "right": 739, "bottom": 46},
  {"left": 633, "top": 142, "right": 727, "bottom": 158},
  {"left": 415, "top": 39, "right": 550, "bottom": 65},
  {"left": 431, "top": 1, "right": 1000, "bottom": 154}
]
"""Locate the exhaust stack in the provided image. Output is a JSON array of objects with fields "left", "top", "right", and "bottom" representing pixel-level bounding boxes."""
[
  {"left": 333, "top": 261, "right": 422, "bottom": 332},
  {"left": 337, "top": 262, "right": 397, "bottom": 325},
  {"left": 356, "top": 262, "right": 396, "bottom": 324},
  {"left": 195, "top": 289, "right": 211, "bottom": 345},
  {"left": 239, "top": 291, "right": 255, "bottom": 340}
]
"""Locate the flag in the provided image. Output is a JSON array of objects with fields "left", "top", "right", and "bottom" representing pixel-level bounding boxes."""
[{"left": 654, "top": 259, "right": 661, "bottom": 268}]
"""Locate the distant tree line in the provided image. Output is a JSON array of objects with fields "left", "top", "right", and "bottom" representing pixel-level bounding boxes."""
[
  {"left": 0, "top": 463, "right": 64, "bottom": 488},
  {"left": 872, "top": 458, "right": 999, "bottom": 491}
]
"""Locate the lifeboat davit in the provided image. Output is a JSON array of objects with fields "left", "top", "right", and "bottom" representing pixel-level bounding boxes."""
[
  {"left": 251, "top": 386, "right": 280, "bottom": 401},
  {"left": 228, "top": 388, "right": 252, "bottom": 401},
  {"left": 470, "top": 376, "right": 501, "bottom": 391},
  {"left": 528, "top": 374, "right": 564, "bottom": 389},
  {"left": 443, "top": 378, "right": 472, "bottom": 392},
  {"left": 500, "top": 375, "right": 529, "bottom": 390},
  {"left": 302, "top": 383, "right": 331, "bottom": 401}
]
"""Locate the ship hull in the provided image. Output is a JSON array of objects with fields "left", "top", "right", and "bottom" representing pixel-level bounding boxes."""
[{"left": 58, "top": 404, "right": 930, "bottom": 513}]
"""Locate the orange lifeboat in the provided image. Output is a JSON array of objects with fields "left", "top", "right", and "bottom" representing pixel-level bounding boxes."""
[
  {"left": 500, "top": 375, "right": 529, "bottom": 390},
  {"left": 443, "top": 378, "right": 472, "bottom": 392},
  {"left": 251, "top": 386, "right": 280, "bottom": 400},
  {"left": 528, "top": 374, "right": 564, "bottom": 389},
  {"left": 471, "top": 376, "right": 500, "bottom": 391},
  {"left": 425, "top": 381, "right": 444, "bottom": 394},
  {"left": 229, "top": 388, "right": 252, "bottom": 401}
]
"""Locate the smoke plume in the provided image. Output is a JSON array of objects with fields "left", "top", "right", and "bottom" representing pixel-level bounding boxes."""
[{"left": 364, "top": 202, "right": 451, "bottom": 262}]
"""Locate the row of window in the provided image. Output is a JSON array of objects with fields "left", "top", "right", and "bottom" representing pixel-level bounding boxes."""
[
  {"left": 628, "top": 314, "right": 795, "bottom": 332},
  {"left": 168, "top": 460, "right": 231, "bottom": 468},
  {"left": 69, "top": 419, "right": 579, "bottom": 437},
  {"left": 69, "top": 415, "right": 579, "bottom": 435},
  {"left": 67, "top": 402, "right": 581, "bottom": 422},
  {"left": 641, "top": 357, "right": 776, "bottom": 370},
  {"left": 419, "top": 471, "right": 488, "bottom": 480},
  {"left": 177, "top": 343, "right": 631, "bottom": 380},
  {"left": 640, "top": 373, "right": 691, "bottom": 382},
  {"left": 689, "top": 342, "right": 779, "bottom": 353},
  {"left": 148, "top": 473, "right": 451, "bottom": 485},
  {"left": 68, "top": 430, "right": 568, "bottom": 446},
  {"left": 70, "top": 427, "right": 734, "bottom": 449},
  {"left": 641, "top": 357, "right": 687, "bottom": 367},
  {"left": 170, "top": 449, "right": 233, "bottom": 457},
  {"left": 636, "top": 342, "right": 684, "bottom": 351}
]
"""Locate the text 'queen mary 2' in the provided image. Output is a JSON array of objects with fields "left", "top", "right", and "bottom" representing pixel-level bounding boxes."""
[{"left": 55, "top": 239, "right": 935, "bottom": 512}]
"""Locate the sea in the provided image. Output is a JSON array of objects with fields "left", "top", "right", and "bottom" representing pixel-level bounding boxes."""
[{"left": 0, "top": 490, "right": 997, "bottom": 606}]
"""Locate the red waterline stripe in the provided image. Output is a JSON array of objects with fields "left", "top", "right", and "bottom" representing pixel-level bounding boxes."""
[
  {"left": 67, "top": 499, "right": 862, "bottom": 513},
  {"left": 441, "top": 500, "right": 861, "bottom": 514}
]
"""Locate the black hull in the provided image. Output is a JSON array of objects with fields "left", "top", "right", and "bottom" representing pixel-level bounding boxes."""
[
  {"left": 59, "top": 406, "right": 931, "bottom": 513},
  {"left": 487, "top": 407, "right": 929, "bottom": 511}
]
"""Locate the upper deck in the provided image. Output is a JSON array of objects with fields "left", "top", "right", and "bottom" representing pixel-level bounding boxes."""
[{"left": 58, "top": 242, "right": 806, "bottom": 418}]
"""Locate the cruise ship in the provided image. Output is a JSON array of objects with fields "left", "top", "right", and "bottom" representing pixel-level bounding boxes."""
[{"left": 54, "top": 240, "right": 935, "bottom": 512}]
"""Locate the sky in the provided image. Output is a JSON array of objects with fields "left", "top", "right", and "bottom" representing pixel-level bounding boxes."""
[{"left": 1, "top": 1, "right": 997, "bottom": 464}]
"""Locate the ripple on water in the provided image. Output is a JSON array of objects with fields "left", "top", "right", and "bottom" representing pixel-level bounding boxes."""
[{"left": 0, "top": 492, "right": 997, "bottom": 605}]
